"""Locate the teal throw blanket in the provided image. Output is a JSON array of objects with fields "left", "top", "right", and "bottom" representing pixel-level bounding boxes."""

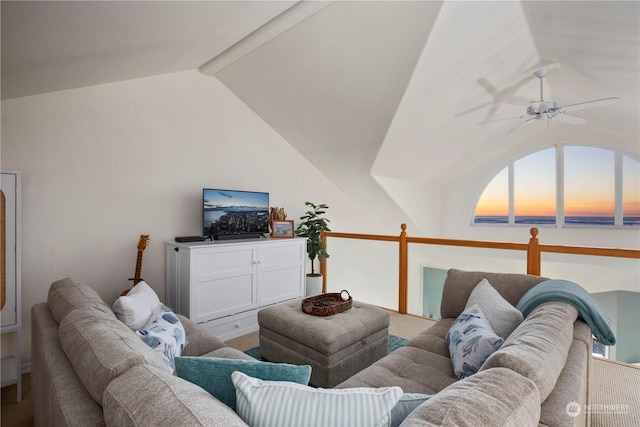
[{"left": 516, "top": 279, "right": 616, "bottom": 346}]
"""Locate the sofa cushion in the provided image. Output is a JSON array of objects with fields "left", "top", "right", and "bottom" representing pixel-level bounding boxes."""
[
  {"left": 112, "top": 281, "right": 161, "bottom": 330},
  {"left": 445, "top": 304, "right": 504, "bottom": 379},
  {"left": 336, "top": 319, "right": 457, "bottom": 394},
  {"left": 47, "top": 277, "right": 112, "bottom": 324},
  {"left": 103, "top": 364, "right": 249, "bottom": 427},
  {"left": 178, "top": 313, "right": 229, "bottom": 357},
  {"left": 480, "top": 301, "right": 578, "bottom": 402},
  {"left": 232, "top": 371, "right": 403, "bottom": 427},
  {"left": 58, "top": 305, "right": 167, "bottom": 405},
  {"left": 441, "top": 269, "right": 546, "bottom": 319},
  {"left": 465, "top": 278, "right": 524, "bottom": 339},
  {"left": 174, "top": 356, "right": 312, "bottom": 411},
  {"left": 136, "top": 304, "right": 187, "bottom": 373},
  {"left": 399, "top": 367, "right": 540, "bottom": 427}
]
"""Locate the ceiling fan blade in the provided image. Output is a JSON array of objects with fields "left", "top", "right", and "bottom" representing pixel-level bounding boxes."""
[
  {"left": 481, "top": 105, "right": 501, "bottom": 123},
  {"left": 559, "top": 97, "right": 620, "bottom": 113},
  {"left": 504, "top": 95, "right": 532, "bottom": 105},
  {"left": 478, "top": 114, "right": 525, "bottom": 125},
  {"left": 454, "top": 102, "right": 491, "bottom": 118},
  {"left": 477, "top": 78, "right": 500, "bottom": 97},
  {"left": 554, "top": 113, "right": 587, "bottom": 125},
  {"left": 507, "top": 117, "right": 537, "bottom": 134}
]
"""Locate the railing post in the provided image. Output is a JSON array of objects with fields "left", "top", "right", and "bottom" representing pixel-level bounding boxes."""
[
  {"left": 321, "top": 230, "right": 327, "bottom": 293},
  {"left": 398, "top": 224, "right": 408, "bottom": 314},
  {"left": 527, "top": 227, "right": 541, "bottom": 276}
]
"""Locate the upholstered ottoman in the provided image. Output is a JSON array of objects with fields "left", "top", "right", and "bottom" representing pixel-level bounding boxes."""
[{"left": 258, "top": 299, "right": 390, "bottom": 388}]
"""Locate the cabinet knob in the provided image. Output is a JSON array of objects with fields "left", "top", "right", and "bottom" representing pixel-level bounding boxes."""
[{"left": 174, "top": 247, "right": 179, "bottom": 252}]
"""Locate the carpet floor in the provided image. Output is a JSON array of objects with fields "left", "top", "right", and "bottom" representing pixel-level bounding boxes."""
[{"left": 589, "top": 357, "right": 640, "bottom": 426}]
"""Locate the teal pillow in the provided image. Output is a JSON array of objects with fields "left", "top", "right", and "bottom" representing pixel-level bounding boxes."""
[{"left": 174, "top": 356, "right": 311, "bottom": 410}]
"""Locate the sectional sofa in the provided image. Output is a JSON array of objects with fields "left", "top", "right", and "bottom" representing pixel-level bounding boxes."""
[
  {"left": 32, "top": 269, "right": 593, "bottom": 426},
  {"left": 338, "top": 269, "right": 593, "bottom": 426}
]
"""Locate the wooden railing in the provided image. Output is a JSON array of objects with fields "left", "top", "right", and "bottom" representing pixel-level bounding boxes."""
[{"left": 320, "top": 224, "right": 640, "bottom": 314}]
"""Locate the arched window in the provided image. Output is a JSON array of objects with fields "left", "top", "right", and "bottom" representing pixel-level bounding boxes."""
[{"left": 474, "top": 145, "right": 640, "bottom": 227}]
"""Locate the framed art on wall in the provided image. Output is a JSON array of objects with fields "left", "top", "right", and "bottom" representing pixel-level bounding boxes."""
[{"left": 271, "top": 220, "right": 294, "bottom": 238}]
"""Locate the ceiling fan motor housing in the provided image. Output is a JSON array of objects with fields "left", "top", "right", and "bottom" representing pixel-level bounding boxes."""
[{"left": 527, "top": 100, "right": 557, "bottom": 115}]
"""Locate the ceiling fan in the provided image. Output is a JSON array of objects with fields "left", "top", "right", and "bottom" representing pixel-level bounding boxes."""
[{"left": 479, "top": 66, "right": 620, "bottom": 134}]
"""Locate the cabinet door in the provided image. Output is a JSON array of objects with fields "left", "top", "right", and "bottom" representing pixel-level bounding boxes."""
[
  {"left": 1, "top": 173, "right": 18, "bottom": 329},
  {"left": 165, "top": 245, "right": 192, "bottom": 316},
  {"left": 192, "top": 246, "right": 255, "bottom": 323},
  {"left": 256, "top": 240, "right": 305, "bottom": 306}
]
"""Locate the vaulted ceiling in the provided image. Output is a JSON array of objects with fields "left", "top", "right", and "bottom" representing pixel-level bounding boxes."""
[{"left": 2, "top": 1, "right": 639, "bottom": 228}]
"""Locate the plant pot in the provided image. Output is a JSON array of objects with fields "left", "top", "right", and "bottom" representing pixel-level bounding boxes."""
[{"left": 305, "top": 274, "right": 323, "bottom": 296}]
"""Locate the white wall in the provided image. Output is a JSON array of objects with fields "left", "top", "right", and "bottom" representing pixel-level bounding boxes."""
[{"left": 0, "top": 70, "right": 364, "bottom": 365}]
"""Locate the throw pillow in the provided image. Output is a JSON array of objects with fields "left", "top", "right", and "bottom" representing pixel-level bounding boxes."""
[
  {"left": 390, "top": 393, "right": 431, "bottom": 427},
  {"left": 445, "top": 304, "right": 504, "bottom": 379},
  {"left": 136, "top": 304, "right": 187, "bottom": 374},
  {"left": 465, "top": 278, "right": 524, "bottom": 339},
  {"left": 112, "top": 281, "right": 161, "bottom": 330},
  {"left": 232, "top": 371, "right": 403, "bottom": 427},
  {"left": 174, "top": 356, "right": 311, "bottom": 411}
]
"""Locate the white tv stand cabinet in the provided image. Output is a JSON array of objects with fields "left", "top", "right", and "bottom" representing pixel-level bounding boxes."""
[{"left": 165, "top": 237, "right": 306, "bottom": 341}]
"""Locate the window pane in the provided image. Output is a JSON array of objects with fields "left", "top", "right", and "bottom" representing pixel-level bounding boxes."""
[
  {"left": 514, "top": 148, "right": 556, "bottom": 225},
  {"left": 564, "top": 146, "right": 614, "bottom": 226},
  {"left": 623, "top": 155, "right": 640, "bottom": 226},
  {"left": 474, "top": 167, "right": 508, "bottom": 224}
]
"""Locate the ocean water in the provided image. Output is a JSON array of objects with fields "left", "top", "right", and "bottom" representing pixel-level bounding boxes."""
[
  {"left": 474, "top": 216, "right": 640, "bottom": 226},
  {"left": 203, "top": 210, "right": 226, "bottom": 225}
]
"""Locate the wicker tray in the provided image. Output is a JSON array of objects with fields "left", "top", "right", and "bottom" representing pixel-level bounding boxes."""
[{"left": 301, "top": 290, "right": 352, "bottom": 316}]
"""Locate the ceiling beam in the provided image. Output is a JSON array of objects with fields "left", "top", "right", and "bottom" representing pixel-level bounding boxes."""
[{"left": 199, "top": 0, "right": 335, "bottom": 76}]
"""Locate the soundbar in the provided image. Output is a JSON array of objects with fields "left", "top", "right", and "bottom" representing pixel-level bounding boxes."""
[
  {"left": 175, "top": 235, "right": 206, "bottom": 242},
  {"left": 214, "top": 233, "right": 263, "bottom": 241}
]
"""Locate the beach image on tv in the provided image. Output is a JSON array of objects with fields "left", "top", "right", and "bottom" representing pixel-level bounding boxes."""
[{"left": 203, "top": 189, "right": 269, "bottom": 236}]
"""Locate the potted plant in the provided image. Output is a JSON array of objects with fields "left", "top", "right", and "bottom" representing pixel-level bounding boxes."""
[{"left": 295, "top": 202, "right": 330, "bottom": 296}]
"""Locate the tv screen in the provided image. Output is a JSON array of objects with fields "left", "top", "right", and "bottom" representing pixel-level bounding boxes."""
[{"left": 203, "top": 189, "right": 269, "bottom": 238}]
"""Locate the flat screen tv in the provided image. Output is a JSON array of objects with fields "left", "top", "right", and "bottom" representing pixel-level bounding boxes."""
[{"left": 203, "top": 188, "right": 269, "bottom": 240}]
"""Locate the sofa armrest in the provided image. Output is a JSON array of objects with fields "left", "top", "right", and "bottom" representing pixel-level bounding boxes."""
[
  {"left": 178, "top": 314, "right": 227, "bottom": 356},
  {"left": 103, "top": 364, "right": 249, "bottom": 427},
  {"left": 32, "top": 303, "right": 106, "bottom": 427},
  {"left": 400, "top": 367, "right": 540, "bottom": 427}
]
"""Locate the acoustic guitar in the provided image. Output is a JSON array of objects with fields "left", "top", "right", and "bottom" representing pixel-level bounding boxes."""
[{"left": 121, "top": 235, "right": 149, "bottom": 296}]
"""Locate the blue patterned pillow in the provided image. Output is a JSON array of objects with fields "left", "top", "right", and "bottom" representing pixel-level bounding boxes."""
[
  {"left": 232, "top": 371, "right": 403, "bottom": 427},
  {"left": 175, "top": 356, "right": 311, "bottom": 411},
  {"left": 445, "top": 304, "right": 504, "bottom": 379},
  {"left": 136, "top": 304, "right": 187, "bottom": 373}
]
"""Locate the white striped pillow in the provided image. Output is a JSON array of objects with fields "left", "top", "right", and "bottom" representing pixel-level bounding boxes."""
[{"left": 232, "top": 371, "right": 403, "bottom": 427}]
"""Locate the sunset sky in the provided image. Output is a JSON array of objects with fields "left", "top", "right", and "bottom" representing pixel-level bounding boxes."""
[{"left": 475, "top": 147, "right": 640, "bottom": 217}]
